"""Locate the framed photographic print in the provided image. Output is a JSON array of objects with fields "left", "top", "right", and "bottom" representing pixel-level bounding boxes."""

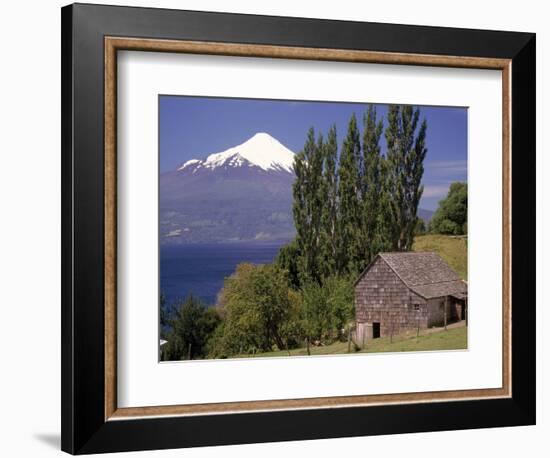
[{"left": 61, "top": 3, "right": 536, "bottom": 454}]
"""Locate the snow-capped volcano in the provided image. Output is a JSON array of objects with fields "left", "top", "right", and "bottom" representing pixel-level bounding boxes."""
[
  {"left": 161, "top": 132, "right": 297, "bottom": 244},
  {"left": 177, "top": 132, "right": 295, "bottom": 174}
]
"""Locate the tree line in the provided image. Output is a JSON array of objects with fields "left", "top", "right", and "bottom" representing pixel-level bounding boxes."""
[
  {"left": 280, "top": 104, "right": 428, "bottom": 287},
  {"left": 429, "top": 181, "right": 467, "bottom": 235}
]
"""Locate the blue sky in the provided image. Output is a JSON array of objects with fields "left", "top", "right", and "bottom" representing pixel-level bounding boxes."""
[{"left": 160, "top": 96, "right": 467, "bottom": 211}]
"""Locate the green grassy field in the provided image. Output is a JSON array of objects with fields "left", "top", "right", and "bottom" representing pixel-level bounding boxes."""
[
  {"left": 235, "top": 324, "right": 467, "bottom": 358},
  {"left": 413, "top": 234, "right": 468, "bottom": 280}
]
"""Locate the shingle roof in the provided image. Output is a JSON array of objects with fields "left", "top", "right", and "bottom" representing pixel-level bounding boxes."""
[
  {"left": 379, "top": 252, "right": 460, "bottom": 285},
  {"left": 410, "top": 280, "right": 467, "bottom": 300},
  {"left": 370, "top": 252, "right": 467, "bottom": 299}
]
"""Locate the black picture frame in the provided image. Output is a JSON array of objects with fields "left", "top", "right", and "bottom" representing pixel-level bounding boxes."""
[{"left": 61, "top": 3, "right": 535, "bottom": 454}]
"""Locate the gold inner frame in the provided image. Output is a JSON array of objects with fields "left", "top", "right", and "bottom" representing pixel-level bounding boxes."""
[{"left": 104, "top": 37, "right": 512, "bottom": 421}]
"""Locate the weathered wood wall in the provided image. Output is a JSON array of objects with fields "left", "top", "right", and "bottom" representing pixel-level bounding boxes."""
[
  {"left": 355, "top": 257, "right": 427, "bottom": 338},
  {"left": 426, "top": 298, "right": 462, "bottom": 327}
]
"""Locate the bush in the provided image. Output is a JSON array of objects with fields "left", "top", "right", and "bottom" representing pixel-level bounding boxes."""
[
  {"left": 162, "top": 295, "right": 222, "bottom": 360},
  {"left": 213, "top": 263, "right": 293, "bottom": 356},
  {"left": 279, "top": 289, "right": 306, "bottom": 349},
  {"left": 430, "top": 182, "right": 467, "bottom": 235},
  {"left": 414, "top": 218, "right": 426, "bottom": 235},
  {"left": 301, "top": 276, "right": 354, "bottom": 344},
  {"left": 436, "top": 219, "right": 460, "bottom": 235}
]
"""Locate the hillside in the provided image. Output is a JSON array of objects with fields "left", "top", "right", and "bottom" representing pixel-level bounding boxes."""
[
  {"left": 413, "top": 234, "right": 468, "bottom": 280},
  {"left": 235, "top": 323, "right": 467, "bottom": 358}
]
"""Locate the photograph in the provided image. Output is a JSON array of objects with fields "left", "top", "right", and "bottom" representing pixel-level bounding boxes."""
[
  {"left": 50, "top": 2, "right": 537, "bottom": 454},
  {"left": 158, "top": 96, "right": 468, "bottom": 361}
]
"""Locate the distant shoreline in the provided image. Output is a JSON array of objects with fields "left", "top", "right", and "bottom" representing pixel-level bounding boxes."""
[{"left": 160, "top": 239, "right": 293, "bottom": 248}]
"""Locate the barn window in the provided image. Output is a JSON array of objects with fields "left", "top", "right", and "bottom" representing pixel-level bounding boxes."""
[{"left": 413, "top": 304, "right": 420, "bottom": 311}]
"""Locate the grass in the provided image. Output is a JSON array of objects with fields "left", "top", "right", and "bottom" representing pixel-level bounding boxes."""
[
  {"left": 413, "top": 234, "right": 468, "bottom": 280},
  {"left": 234, "top": 324, "right": 467, "bottom": 358}
]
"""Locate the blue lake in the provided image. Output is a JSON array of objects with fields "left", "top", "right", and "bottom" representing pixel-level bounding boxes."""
[{"left": 160, "top": 242, "right": 284, "bottom": 306}]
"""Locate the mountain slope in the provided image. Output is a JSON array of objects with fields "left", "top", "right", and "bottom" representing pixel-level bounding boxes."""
[
  {"left": 177, "top": 132, "right": 295, "bottom": 174},
  {"left": 161, "top": 133, "right": 297, "bottom": 244},
  {"left": 418, "top": 208, "right": 434, "bottom": 224}
]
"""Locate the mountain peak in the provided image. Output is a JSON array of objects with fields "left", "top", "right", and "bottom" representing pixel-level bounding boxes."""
[
  {"left": 177, "top": 133, "right": 296, "bottom": 174},
  {"left": 249, "top": 132, "right": 272, "bottom": 140}
]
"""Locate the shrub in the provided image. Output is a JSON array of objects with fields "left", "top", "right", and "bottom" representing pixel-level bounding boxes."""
[
  {"left": 301, "top": 276, "right": 354, "bottom": 344},
  {"left": 430, "top": 182, "right": 467, "bottom": 235},
  {"left": 213, "top": 263, "right": 292, "bottom": 355},
  {"left": 162, "top": 295, "right": 222, "bottom": 360}
]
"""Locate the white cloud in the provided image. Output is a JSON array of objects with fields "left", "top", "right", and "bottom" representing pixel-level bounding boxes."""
[
  {"left": 422, "top": 185, "right": 450, "bottom": 198},
  {"left": 166, "top": 229, "right": 182, "bottom": 237},
  {"left": 425, "top": 160, "right": 467, "bottom": 176}
]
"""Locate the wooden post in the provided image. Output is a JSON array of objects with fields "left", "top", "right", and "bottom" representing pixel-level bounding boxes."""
[
  {"left": 306, "top": 337, "right": 310, "bottom": 356},
  {"left": 187, "top": 343, "right": 192, "bottom": 360},
  {"left": 390, "top": 312, "right": 394, "bottom": 344},
  {"left": 444, "top": 297, "right": 448, "bottom": 330},
  {"left": 362, "top": 326, "right": 366, "bottom": 349},
  {"left": 347, "top": 327, "right": 352, "bottom": 353}
]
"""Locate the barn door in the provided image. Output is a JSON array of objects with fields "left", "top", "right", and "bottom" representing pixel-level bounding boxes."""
[{"left": 373, "top": 322, "right": 381, "bottom": 339}]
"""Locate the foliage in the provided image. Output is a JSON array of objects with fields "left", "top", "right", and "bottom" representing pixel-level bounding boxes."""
[
  {"left": 301, "top": 276, "right": 354, "bottom": 344},
  {"left": 275, "top": 239, "right": 302, "bottom": 289},
  {"left": 206, "top": 264, "right": 353, "bottom": 357},
  {"left": 212, "top": 263, "right": 293, "bottom": 355},
  {"left": 319, "top": 125, "right": 339, "bottom": 279},
  {"left": 290, "top": 105, "right": 429, "bottom": 287},
  {"left": 384, "top": 105, "right": 428, "bottom": 251},
  {"left": 160, "top": 292, "right": 168, "bottom": 333},
  {"left": 162, "top": 295, "right": 221, "bottom": 360},
  {"left": 360, "top": 106, "right": 385, "bottom": 269},
  {"left": 372, "top": 158, "right": 397, "bottom": 255},
  {"left": 301, "top": 281, "right": 330, "bottom": 342},
  {"left": 292, "top": 128, "right": 324, "bottom": 283},
  {"left": 430, "top": 182, "right": 468, "bottom": 235},
  {"left": 414, "top": 217, "right": 427, "bottom": 235},
  {"left": 337, "top": 113, "right": 363, "bottom": 275},
  {"left": 278, "top": 289, "right": 306, "bottom": 350}
]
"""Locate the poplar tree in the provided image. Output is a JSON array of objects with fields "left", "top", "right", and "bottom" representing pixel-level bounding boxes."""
[
  {"left": 360, "top": 105, "right": 384, "bottom": 268},
  {"left": 374, "top": 157, "right": 396, "bottom": 254},
  {"left": 385, "top": 105, "right": 428, "bottom": 251},
  {"left": 319, "top": 125, "right": 339, "bottom": 279},
  {"left": 308, "top": 133, "right": 325, "bottom": 282},
  {"left": 292, "top": 128, "right": 324, "bottom": 283},
  {"left": 292, "top": 129, "right": 310, "bottom": 281},
  {"left": 337, "top": 113, "right": 362, "bottom": 274}
]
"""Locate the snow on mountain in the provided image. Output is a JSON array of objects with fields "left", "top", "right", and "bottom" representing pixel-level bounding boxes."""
[{"left": 177, "top": 132, "right": 295, "bottom": 174}]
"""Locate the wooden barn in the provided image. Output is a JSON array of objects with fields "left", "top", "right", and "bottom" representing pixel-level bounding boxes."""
[{"left": 354, "top": 252, "right": 467, "bottom": 345}]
